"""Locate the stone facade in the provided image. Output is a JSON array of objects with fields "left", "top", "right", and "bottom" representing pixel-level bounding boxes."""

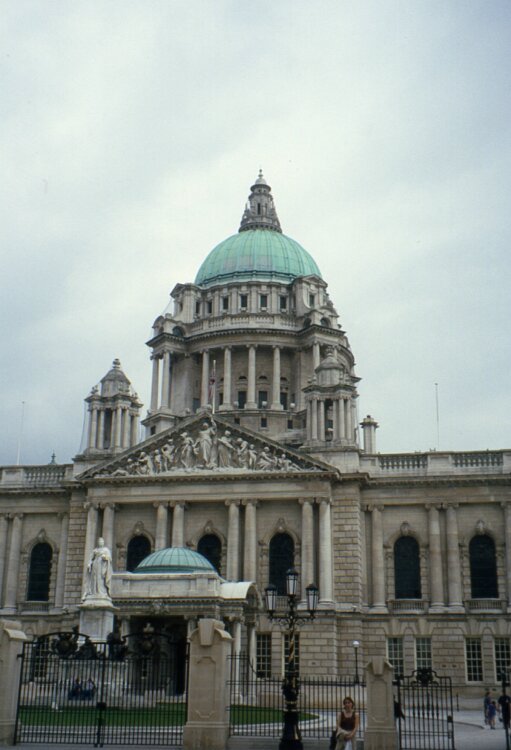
[{"left": 0, "top": 174, "right": 510, "bottom": 698}]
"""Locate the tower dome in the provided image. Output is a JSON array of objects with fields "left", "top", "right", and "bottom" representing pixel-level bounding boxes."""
[
  {"left": 194, "top": 172, "right": 322, "bottom": 287},
  {"left": 133, "top": 547, "right": 216, "bottom": 574}
]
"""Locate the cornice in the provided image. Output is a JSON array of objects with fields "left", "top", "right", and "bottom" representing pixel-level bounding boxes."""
[{"left": 366, "top": 474, "right": 511, "bottom": 489}]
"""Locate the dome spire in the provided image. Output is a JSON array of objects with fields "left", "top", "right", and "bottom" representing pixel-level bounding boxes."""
[{"left": 239, "top": 171, "right": 282, "bottom": 233}]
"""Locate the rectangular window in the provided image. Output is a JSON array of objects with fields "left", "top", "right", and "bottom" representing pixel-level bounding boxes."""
[
  {"left": 218, "top": 392, "right": 224, "bottom": 406},
  {"left": 240, "top": 294, "right": 248, "bottom": 310},
  {"left": 415, "top": 637, "right": 432, "bottom": 671},
  {"left": 280, "top": 392, "right": 288, "bottom": 410},
  {"left": 258, "top": 390, "right": 268, "bottom": 408},
  {"left": 222, "top": 296, "right": 229, "bottom": 311},
  {"left": 287, "top": 419, "right": 293, "bottom": 430},
  {"left": 260, "top": 294, "right": 268, "bottom": 309},
  {"left": 387, "top": 637, "right": 404, "bottom": 678},
  {"left": 466, "top": 638, "right": 483, "bottom": 682},
  {"left": 260, "top": 417, "right": 267, "bottom": 428},
  {"left": 280, "top": 295, "right": 287, "bottom": 311},
  {"left": 283, "top": 633, "right": 300, "bottom": 676},
  {"left": 237, "top": 391, "right": 247, "bottom": 409},
  {"left": 195, "top": 301, "right": 201, "bottom": 315},
  {"left": 309, "top": 294, "right": 315, "bottom": 307},
  {"left": 495, "top": 638, "right": 511, "bottom": 681},
  {"left": 256, "top": 634, "right": 272, "bottom": 678},
  {"left": 206, "top": 300, "right": 213, "bottom": 315}
]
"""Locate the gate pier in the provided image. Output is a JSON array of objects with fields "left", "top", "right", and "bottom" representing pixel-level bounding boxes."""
[{"left": 0, "top": 620, "right": 28, "bottom": 745}]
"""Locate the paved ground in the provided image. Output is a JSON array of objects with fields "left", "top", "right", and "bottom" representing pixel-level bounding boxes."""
[{"left": 11, "top": 712, "right": 511, "bottom": 749}]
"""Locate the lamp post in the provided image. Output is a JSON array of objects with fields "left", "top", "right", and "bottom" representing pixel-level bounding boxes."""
[
  {"left": 352, "top": 640, "right": 360, "bottom": 684},
  {"left": 265, "top": 569, "right": 319, "bottom": 750},
  {"left": 498, "top": 669, "right": 511, "bottom": 750}
]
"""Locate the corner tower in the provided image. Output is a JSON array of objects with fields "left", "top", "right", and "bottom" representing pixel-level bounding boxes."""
[{"left": 143, "top": 174, "right": 360, "bottom": 451}]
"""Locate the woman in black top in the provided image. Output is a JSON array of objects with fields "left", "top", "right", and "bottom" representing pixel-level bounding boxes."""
[{"left": 335, "top": 696, "right": 359, "bottom": 750}]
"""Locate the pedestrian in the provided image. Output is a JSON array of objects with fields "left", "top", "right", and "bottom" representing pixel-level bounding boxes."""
[
  {"left": 483, "top": 690, "right": 492, "bottom": 724},
  {"left": 487, "top": 700, "right": 497, "bottom": 729},
  {"left": 335, "top": 696, "right": 359, "bottom": 750},
  {"left": 498, "top": 691, "right": 511, "bottom": 729}
]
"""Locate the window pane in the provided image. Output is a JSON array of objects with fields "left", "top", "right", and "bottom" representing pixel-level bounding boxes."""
[
  {"left": 256, "top": 634, "right": 272, "bottom": 678},
  {"left": 269, "top": 533, "right": 294, "bottom": 595},
  {"left": 466, "top": 638, "right": 483, "bottom": 682},
  {"left": 387, "top": 637, "right": 404, "bottom": 678},
  {"left": 197, "top": 533, "right": 222, "bottom": 574},
  {"left": 126, "top": 536, "right": 151, "bottom": 572},
  {"left": 470, "top": 535, "right": 498, "bottom": 598},
  {"left": 394, "top": 536, "right": 421, "bottom": 599},
  {"left": 416, "top": 637, "right": 432, "bottom": 671},
  {"left": 27, "top": 542, "right": 52, "bottom": 601},
  {"left": 495, "top": 638, "right": 511, "bottom": 681}
]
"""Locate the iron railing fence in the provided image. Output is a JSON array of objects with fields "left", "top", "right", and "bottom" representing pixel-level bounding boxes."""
[
  {"left": 14, "top": 631, "right": 188, "bottom": 747},
  {"left": 228, "top": 654, "right": 366, "bottom": 740},
  {"left": 396, "top": 669, "right": 455, "bottom": 750}
]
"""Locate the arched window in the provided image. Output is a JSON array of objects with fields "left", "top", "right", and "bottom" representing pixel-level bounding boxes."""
[
  {"left": 394, "top": 536, "right": 421, "bottom": 599},
  {"left": 470, "top": 535, "right": 498, "bottom": 598},
  {"left": 126, "top": 535, "right": 151, "bottom": 572},
  {"left": 27, "top": 542, "right": 53, "bottom": 601},
  {"left": 197, "top": 533, "right": 222, "bottom": 574},
  {"left": 269, "top": 533, "right": 294, "bottom": 595}
]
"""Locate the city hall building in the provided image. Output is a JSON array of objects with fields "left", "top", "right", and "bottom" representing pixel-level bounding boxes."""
[{"left": 1, "top": 173, "right": 510, "bottom": 696}]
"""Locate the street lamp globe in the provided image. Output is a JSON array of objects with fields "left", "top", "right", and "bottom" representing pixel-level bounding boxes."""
[
  {"left": 305, "top": 583, "right": 319, "bottom": 615},
  {"left": 285, "top": 568, "right": 299, "bottom": 598},
  {"left": 264, "top": 583, "right": 277, "bottom": 616}
]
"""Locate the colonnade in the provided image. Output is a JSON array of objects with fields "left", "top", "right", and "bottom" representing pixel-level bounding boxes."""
[
  {"left": 82, "top": 496, "right": 334, "bottom": 602},
  {"left": 306, "top": 395, "right": 356, "bottom": 443},
  {"left": 149, "top": 341, "right": 332, "bottom": 414},
  {"left": 87, "top": 404, "right": 139, "bottom": 451},
  {"left": 365, "top": 503, "right": 511, "bottom": 610}
]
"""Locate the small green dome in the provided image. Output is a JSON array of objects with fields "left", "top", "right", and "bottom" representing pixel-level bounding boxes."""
[
  {"left": 194, "top": 230, "right": 322, "bottom": 288},
  {"left": 134, "top": 547, "right": 215, "bottom": 574}
]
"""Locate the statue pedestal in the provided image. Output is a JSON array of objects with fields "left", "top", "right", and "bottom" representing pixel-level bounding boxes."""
[{"left": 79, "top": 597, "right": 117, "bottom": 641}]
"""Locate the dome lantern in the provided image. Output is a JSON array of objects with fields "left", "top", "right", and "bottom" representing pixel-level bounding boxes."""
[{"left": 239, "top": 170, "right": 282, "bottom": 233}]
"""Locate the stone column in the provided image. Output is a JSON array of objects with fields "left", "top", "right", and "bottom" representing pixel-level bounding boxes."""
[
  {"left": 102, "top": 503, "right": 116, "bottom": 551},
  {"left": 271, "top": 346, "right": 282, "bottom": 410},
  {"left": 247, "top": 623, "right": 257, "bottom": 669},
  {"left": 97, "top": 410, "right": 105, "bottom": 449},
  {"left": 0, "top": 620, "right": 28, "bottom": 744},
  {"left": 370, "top": 505, "right": 386, "bottom": 610},
  {"left": 54, "top": 513, "right": 69, "bottom": 608},
  {"left": 503, "top": 503, "right": 511, "bottom": 609},
  {"left": 300, "top": 499, "right": 314, "bottom": 598},
  {"left": 312, "top": 341, "right": 320, "bottom": 370},
  {"left": 4, "top": 514, "right": 23, "bottom": 612},
  {"left": 155, "top": 502, "right": 169, "bottom": 550},
  {"left": 344, "top": 398, "right": 351, "bottom": 441},
  {"left": 171, "top": 502, "right": 185, "bottom": 548},
  {"left": 83, "top": 503, "right": 98, "bottom": 597},
  {"left": 130, "top": 413, "right": 139, "bottom": 446},
  {"left": 317, "top": 399, "right": 325, "bottom": 441},
  {"left": 220, "top": 347, "right": 232, "bottom": 410},
  {"left": 183, "top": 619, "right": 232, "bottom": 750},
  {"left": 364, "top": 657, "right": 397, "bottom": 750},
  {"left": 446, "top": 504, "right": 463, "bottom": 608},
  {"left": 318, "top": 498, "right": 333, "bottom": 601},
  {"left": 88, "top": 406, "right": 98, "bottom": 449},
  {"left": 428, "top": 505, "right": 444, "bottom": 609},
  {"left": 161, "top": 350, "right": 171, "bottom": 409},
  {"left": 113, "top": 407, "right": 122, "bottom": 449},
  {"left": 226, "top": 500, "right": 240, "bottom": 581},
  {"left": 200, "top": 350, "right": 210, "bottom": 408},
  {"left": 150, "top": 354, "right": 160, "bottom": 411},
  {"left": 122, "top": 407, "right": 131, "bottom": 448},
  {"left": 246, "top": 346, "right": 257, "bottom": 408},
  {"left": 332, "top": 400, "right": 339, "bottom": 441},
  {"left": 243, "top": 500, "right": 257, "bottom": 581},
  {"left": 338, "top": 399, "right": 346, "bottom": 440},
  {"left": 310, "top": 398, "right": 318, "bottom": 441},
  {"left": 0, "top": 515, "right": 8, "bottom": 607}
]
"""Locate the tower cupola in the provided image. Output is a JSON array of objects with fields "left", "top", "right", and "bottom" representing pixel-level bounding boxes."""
[{"left": 239, "top": 170, "right": 282, "bottom": 233}]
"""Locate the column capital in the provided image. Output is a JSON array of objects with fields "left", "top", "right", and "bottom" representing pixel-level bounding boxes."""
[
  {"left": 246, "top": 343, "right": 257, "bottom": 350},
  {"left": 426, "top": 504, "right": 443, "bottom": 513},
  {"left": 153, "top": 501, "right": 170, "bottom": 510},
  {"left": 101, "top": 502, "right": 117, "bottom": 511},
  {"left": 57, "top": 512, "right": 69, "bottom": 521},
  {"left": 150, "top": 352, "right": 163, "bottom": 360},
  {"left": 242, "top": 498, "right": 259, "bottom": 508},
  {"left": 298, "top": 497, "right": 314, "bottom": 507},
  {"left": 445, "top": 503, "right": 459, "bottom": 512},
  {"left": 225, "top": 499, "right": 241, "bottom": 508},
  {"left": 365, "top": 503, "right": 384, "bottom": 513},
  {"left": 11, "top": 513, "right": 24, "bottom": 521},
  {"left": 170, "top": 500, "right": 187, "bottom": 510},
  {"left": 83, "top": 502, "right": 99, "bottom": 511},
  {"left": 316, "top": 497, "right": 331, "bottom": 507}
]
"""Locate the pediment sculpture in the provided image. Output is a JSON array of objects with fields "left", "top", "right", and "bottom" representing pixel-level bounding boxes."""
[{"left": 95, "top": 417, "right": 317, "bottom": 478}]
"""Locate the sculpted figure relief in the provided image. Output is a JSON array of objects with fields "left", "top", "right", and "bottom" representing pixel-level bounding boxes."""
[
  {"left": 84, "top": 537, "right": 112, "bottom": 599},
  {"left": 100, "top": 418, "right": 308, "bottom": 477}
]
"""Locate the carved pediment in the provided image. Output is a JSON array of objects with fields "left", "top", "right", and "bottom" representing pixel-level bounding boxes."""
[{"left": 79, "top": 415, "right": 333, "bottom": 480}]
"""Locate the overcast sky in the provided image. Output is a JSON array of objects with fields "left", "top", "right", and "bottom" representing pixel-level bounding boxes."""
[{"left": 1, "top": 0, "right": 510, "bottom": 465}]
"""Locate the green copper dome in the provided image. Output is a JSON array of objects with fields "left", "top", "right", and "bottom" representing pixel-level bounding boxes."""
[
  {"left": 194, "top": 173, "right": 322, "bottom": 288},
  {"left": 195, "top": 229, "right": 322, "bottom": 288},
  {"left": 133, "top": 547, "right": 215, "bottom": 574}
]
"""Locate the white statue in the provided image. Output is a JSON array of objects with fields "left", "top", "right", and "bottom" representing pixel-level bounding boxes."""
[{"left": 85, "top": 537, "right": 112, "bottom": 598}]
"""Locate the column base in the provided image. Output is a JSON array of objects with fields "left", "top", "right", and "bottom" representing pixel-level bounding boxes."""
[
  {"left": 446, "top": 604, "right": 465, "bottom": 613},
  {"left": 245, "top": 402, "right": 257, "bottom": 409},
  {"left": 218, "top": 404, "right": 233, "bottom": 412},
  {"left": 429, "top": 604, "right": 446, "bottom": 614},
  {"left": 270, "top": 403, "right": 283, "bottom": 411},
  {"left": 368, "top": 605, "right": 388, "bottom": 614}
]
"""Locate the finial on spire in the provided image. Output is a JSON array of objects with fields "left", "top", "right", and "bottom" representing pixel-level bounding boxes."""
[{"left": 239, "top": 172, "right": 282, "bottom": 233}]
